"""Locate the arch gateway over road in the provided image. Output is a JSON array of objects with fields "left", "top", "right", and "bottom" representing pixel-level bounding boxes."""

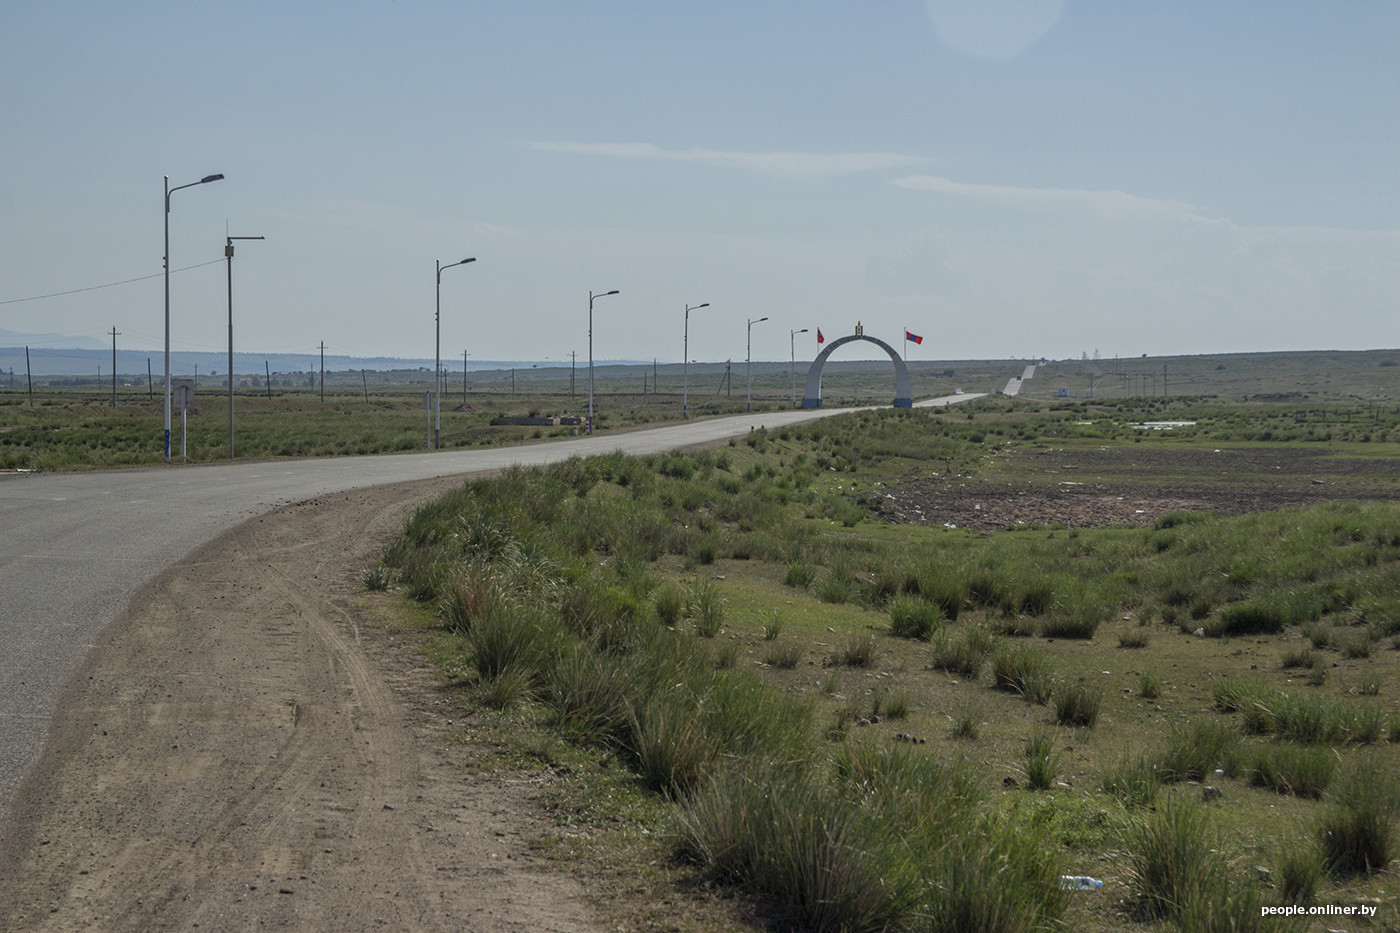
[{"left": 801, "top": 331, "right": 912, "bottom": 409}]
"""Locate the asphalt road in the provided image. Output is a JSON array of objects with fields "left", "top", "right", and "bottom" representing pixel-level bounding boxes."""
[{"left": 0, "top": 396, "right": 980, "bottom": 814}]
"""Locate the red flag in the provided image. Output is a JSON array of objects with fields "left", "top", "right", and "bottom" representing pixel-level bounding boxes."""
[
  {"left": 905, "top": 330, "right": 923, "bottom": 345},
  {"left": 817, "top": 328, "right": 824, "bottom": 344}
]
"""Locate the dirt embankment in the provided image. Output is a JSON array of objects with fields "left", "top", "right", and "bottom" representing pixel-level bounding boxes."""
[{"left": 0, "top": 478, "right": 601, "bottom": 932}]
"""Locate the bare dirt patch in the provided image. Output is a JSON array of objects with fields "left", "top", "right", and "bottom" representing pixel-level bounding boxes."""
[
  {"left": 879, "top": 444, "right": 1400, "bottom": 530},
  {"left": 0, "top": 478, "right": 602, "bottom": 932}
]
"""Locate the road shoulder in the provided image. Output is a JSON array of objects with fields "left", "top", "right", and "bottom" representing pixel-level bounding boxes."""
[{"left": 0, "top": 476, "right": 601, "bottom": 932}]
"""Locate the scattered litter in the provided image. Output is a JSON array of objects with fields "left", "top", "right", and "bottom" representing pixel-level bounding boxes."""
[{"left": 1059, "top": 876, "right": 1103, "bottom": 891}]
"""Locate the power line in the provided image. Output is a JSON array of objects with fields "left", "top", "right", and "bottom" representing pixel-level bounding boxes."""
[{"left": 0, "top": 259, "right": 225, "bottom": 305}]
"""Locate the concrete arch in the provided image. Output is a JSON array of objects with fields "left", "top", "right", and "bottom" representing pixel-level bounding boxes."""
[{"left": 801, "top": 334, "right": 912, "bottom": 408}]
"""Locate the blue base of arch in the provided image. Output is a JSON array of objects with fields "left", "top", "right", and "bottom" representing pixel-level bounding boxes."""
[
  {"left": 801, "top": 397, "right": 822, "bottom": 409},
  {"left": 894, "top": 397, "right": 913, "bottom": 408}
]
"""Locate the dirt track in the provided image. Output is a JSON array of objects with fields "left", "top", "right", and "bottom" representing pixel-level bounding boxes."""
[{"left": 0, "top": 477, "right": 600, "bottom": 932}]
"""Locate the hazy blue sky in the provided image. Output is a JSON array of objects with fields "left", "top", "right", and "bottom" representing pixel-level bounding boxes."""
[{"left": 2, "top": 1, "right": 1396, "bottom": 366}]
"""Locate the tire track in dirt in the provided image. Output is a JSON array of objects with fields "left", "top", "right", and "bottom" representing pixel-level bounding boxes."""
[{"left": 0, "top": 478, "right": 601, "bottom": 932}]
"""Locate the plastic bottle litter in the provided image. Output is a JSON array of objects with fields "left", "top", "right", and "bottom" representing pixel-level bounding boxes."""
[{"left": 1059, "top": 875, "right": 1104, "bottom": 891}]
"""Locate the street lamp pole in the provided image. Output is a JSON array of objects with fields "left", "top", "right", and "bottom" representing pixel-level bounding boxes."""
[
  {"left": 164, "top": 172, "right": 223, "bottom": 462},
  {"left": 226, "top": 234, "right": 264, "bottom": 459},
  {"left": 747, "top": 316, "right": 768, "bottom": 413},
  {"left": 790, "top": 328, "right": 808, "bottom": 408},
  {"left": 683, "top": 302, "right": 708, "bottom": 419},
  {"left": 435, "top": 257, "right": 475, "bottom": 449},
  {"left": 587, "top": 289, "right": 619, "bottom": 434}
]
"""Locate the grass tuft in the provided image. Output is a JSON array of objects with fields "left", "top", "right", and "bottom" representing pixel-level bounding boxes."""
[
  {"left": 886, "top": 593, "right": 943, "bottom": 640},
  {"left": 1053, "top": 680, "right": 1102, "bottom": 728}
]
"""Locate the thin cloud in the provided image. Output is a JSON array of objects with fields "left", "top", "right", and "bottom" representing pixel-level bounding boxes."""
[
  {"left": 531, "top": 141, "right": 925, "bottom": 178},
  {"left": 892, "top": 174, "right": 1203, "bottom": 221}
]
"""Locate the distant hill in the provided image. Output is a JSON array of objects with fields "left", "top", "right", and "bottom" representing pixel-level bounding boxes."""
[
  {"left": 0, "top": 333, "right": 654, "bottom": 379},
  {"left": 0, "top": 328, "right": 106, "bottom": 351}
]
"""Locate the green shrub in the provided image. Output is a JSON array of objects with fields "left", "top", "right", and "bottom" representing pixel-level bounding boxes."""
[
  {"left": 931, "top": 627, "right": 994, "bottom": 680},
  {"left": 1280, "top": 647, "right": 1318, "bottom": 669},
  {"left": 1206, "top": 600, "right": 1287, "bottom": 637},
  {"left": 1340, "top": 634, "right": 1372, "bottom": 658},
  {"left": 1117, "top": 631, "right": 1150, "bottom": 649},
  {"left": 1040, "top": 613, "right": 1101, "bottom": 640},
  {"left": 1212, "top": 675, "right": 1272, "bottom": 714},
  {"left": 1101, "top": 754, "right": 1160, "bottom": 808},
  {"left": 922, "top": 817, "right": 1066, "bottom": 933},
  {"left": 837, "top": 633, "right": 877, "bottom": 668},
  {"left": 991, "top": 644, "right": 1054, "bottom": 700},
  {"left": 692, "top": 581, "right": 725, "bottom": 637},
  {"left": 818, "top": 569, "right": 853, "bottom": 605},
  {"left": 951, "top": 706, "right": 981, "bottom": 740},
  {"left": 1024, "top": 730, "right": 1057, "bottom": 790},
  {"left": 361, "top": 564, "right": 397, "bottom": 591},
  {"left": 675, "top": 765, "right": 923, "bottom": 933},
  {"left": 1138, "top": 669, "right": 1161, "bottom": 700},
  {"left": 469, "top": 605, "right": 552, "bottom": 685},
  {"left": 1278, "top": 845, "right": 1323, "bottom": 907},
  {"left": 545, "top": 647, "right": 634, "bottom": 747},
  {"left": 1248, "top": 743, "right": 1336, "bottom": 798},
  {"left": 652, "top": 581, "right": 686, "bottom": 626},
  {"left": 480, "top": 662, "right": 533, "bottom": 709},
  {"left": 784, "top": 559, "right": 816, "bottom": 590},
  {"left": 1157, "top": 719, "right": 1238, "bottom": 783},
  {"left": 629, "top": 691, "right": 718, "bottom": 797},
  {"left": 1016, "top": 579, "right": 1056, "bottom": 616},
  {"left": 1053, "top": 680, "right": 1102, "bottom": 728},
  {"left": 763, "top": 641, "right": 802, "bottom": 670},
  {"left": 1318, "top": 753, "right": 1400, "bottom": 876},
  {"left": 886, "top": 593, "right": 943, "bottom": 640},
  {"left": 1125, "top": 801, "right": 1229, "bottom": 923}
]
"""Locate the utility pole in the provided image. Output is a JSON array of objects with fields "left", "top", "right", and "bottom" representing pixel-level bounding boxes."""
[
  {"left": 225, "top": 233, "right": 265, "bottom": 459},
  {"left": 110, "top": 326, "right": 120, "bottom": 407},
  {"left": 463, "top": 350, "right": 468, "bottom": 403},
  {"left": 25, "top": 346, "right": 32, "bottom": 406},
  {"left": 147, "top": 359, "right": 152, "bottom": 401},
  {"left": 570, "top": 351, "right": 576, "bottom": 399},
  {"left": 265, "top": 361, "right": 272, "bottom": 399},
  {"left": 319, "top": 342, "right": 326, "bottom": 403},
  {"left": 1163, "top": 363, "right": 1168, "bottom": 397}
]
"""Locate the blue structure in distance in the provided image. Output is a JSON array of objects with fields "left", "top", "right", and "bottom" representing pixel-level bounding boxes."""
[{"left": 801, "top": 330, "right": 912, "bottom": 409}]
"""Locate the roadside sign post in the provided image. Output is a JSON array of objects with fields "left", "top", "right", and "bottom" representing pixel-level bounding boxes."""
[
  {"left": 420, "top": 392, "right": 433, "bottom": 449},
  {"left": 172, "top": 378, "right": 195, "bottom": 462}
]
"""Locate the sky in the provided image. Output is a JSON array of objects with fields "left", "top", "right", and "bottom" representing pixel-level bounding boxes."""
[{"left": 2, "top": 0, "right": 1397, "bottom": 368}]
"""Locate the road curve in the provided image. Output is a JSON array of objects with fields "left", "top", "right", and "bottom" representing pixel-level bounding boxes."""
[{"left": 0, "top": 396, "right": 977, "bottom": 813}]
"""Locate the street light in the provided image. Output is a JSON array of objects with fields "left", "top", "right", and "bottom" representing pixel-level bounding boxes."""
[
  {"left": 226, "top": 234, "right": 264, "bottom": 459},
  {"left": 164, "top": 172, "right": 223, "bottom": 461},
  {"left": 747, "top": 316, "right": 768, "bottom": 413},
  {"left": 790, "top": 328, "right": 808, "bottom": 408},
  {"left": 683, "top": 302, "right": 709, "bottom": 419},
  {"left": 435, "top": 257, "right": 476, "bottom": 449},
  {"left": 587, "top": 289, "right": 619, "bottom": 433}
]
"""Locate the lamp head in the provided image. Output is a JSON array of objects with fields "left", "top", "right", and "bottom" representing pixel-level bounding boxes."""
[{"left": 201, "top": 174, "right": 225, "bottom": 184}]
